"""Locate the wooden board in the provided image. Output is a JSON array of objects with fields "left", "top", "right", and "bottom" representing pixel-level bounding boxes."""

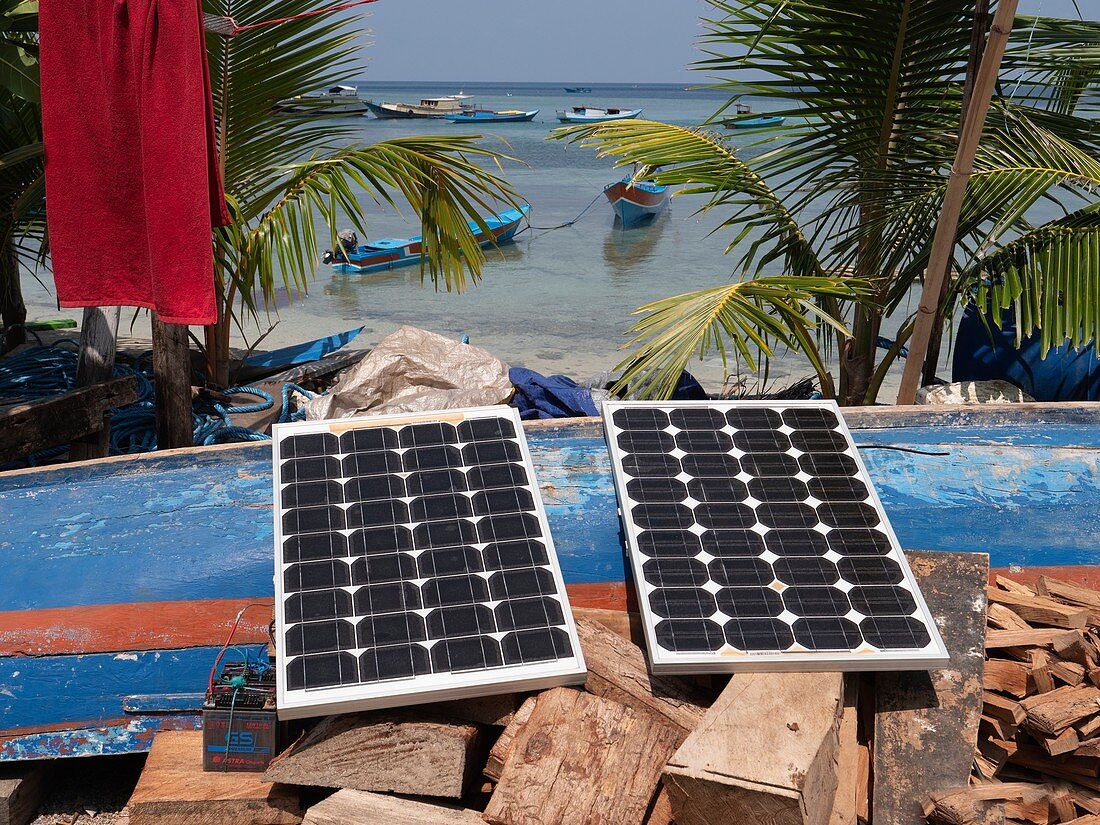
[
  {"left": 484, "top": 696, "right": 536, "bottom": 782},
  {"left": 830, "top": 676, "right": 862, "bottom": 825},
  {"left": 301, "top": 789, "right": 482, "bottom": 825},
  {"left": 573, "top": 606, "right": 646, "bottom": 647},
  {"left": 0, "top": 763, "right": 46, "bottom": 825},
  {"left": 483, "top": 687, "right": 681, "bottom": 825},
  {"left": 263, "top": 711, "right": 483, "bottom": 799},
  {"left": 127, "top": 731, "right": 302, "bottom": 825},
  {"left": 873, "top": 550, "right": 990, "bottom": 825},
  {"left": 0, "top": 376, "right": 138, "bottom": 463},
  {"left": 664, "top": 672, "right": 845, "bottom": 825},
  {"left": 575, "top": 616, "right": 710, "bottom": 742}
]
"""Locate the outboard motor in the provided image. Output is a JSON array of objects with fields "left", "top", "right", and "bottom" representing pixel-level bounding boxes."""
[{"left": 321, "top": 229, "right": 359, "bottom": 265}]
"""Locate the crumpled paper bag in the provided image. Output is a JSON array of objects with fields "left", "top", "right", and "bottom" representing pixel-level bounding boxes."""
[{"left": 305, "top": 326, "right": 513, "bottom": 420}]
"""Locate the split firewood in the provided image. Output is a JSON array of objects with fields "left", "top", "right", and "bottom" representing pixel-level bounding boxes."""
[
  {"left": 483, "top": 695, "right": 536, "bottom": 782},
  {"left": 986, "top": 588, "right": 1089, "bottom": 631}
]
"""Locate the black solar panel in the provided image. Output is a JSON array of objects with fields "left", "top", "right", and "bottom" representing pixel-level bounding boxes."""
[
  {"left": 603, "top": 401, "right": 948, "bottom": 673},
  {"left": 273, "top": 408, "right": 585, "bottom": 718}
]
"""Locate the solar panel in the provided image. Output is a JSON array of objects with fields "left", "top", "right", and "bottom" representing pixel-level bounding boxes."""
[
  {"left": 603, "top": 400, "right": 949, "bottom": 673},
  {"left": 272, "top": 407, "right": 586, "bottom": 718}
]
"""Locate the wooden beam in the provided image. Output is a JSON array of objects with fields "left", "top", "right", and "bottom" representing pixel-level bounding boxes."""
[
  {"left": 829, "top": 675, "right": 862, "bottom": 825},
  {"left": 0, "top": 763, "right": 47, "bottom": 825},
  {"left": 69, "top": 306, "right": 121, "bottom": 461},
  {"left": 483, "top": 687, "right": 681, "bottom": 825},
  {"left": 873, "top": 551, "right": 989, "bottom": 824},
  {"left": 664, "top": 672, "right": 845, "bottom": 825},
  {"left": 484, "top": 695, "right": 536, "bottom": 782},
  {"left": 127, "top": 731, "right": 301, "bottom": 825},
  {"left": 896, "top": 0, "right": 1020, "bottom": 404},
  {"left": 263, "top": 711, "right": 483, "bottom": 799},
  {"left": 0, "top": 376, "right": 138, "bottom": 464},
  {"left": 151, "top": 315, "right": 193, "bottom": 449},
  {"left": 301, "top": 789, "right": 482, "bottom": 825}
]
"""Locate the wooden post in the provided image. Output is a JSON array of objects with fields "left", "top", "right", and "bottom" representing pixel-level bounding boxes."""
[
  {"left": 69, "top": 306, "right": 121, "bottom": 461},
  {"left": 896, "top": 0, "right": 1019, "bottom": 404},
  {"left": 151, "top": 315, "right": 194, "bottom": 449}
]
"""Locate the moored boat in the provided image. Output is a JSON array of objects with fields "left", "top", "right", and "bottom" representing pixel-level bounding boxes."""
[
  {"left": 445, "top": 108, "right": 539, "bottom": 123},
  {"left": 564, "top": 87, "right": 592, "bottom": 94},
  {"left": 321, "top": 205, "right": 530, "bottom": 273},
  {"left": 556, "top": 106, "right": 642, "bottom": 123},
  {"left": 3, "top": 404, "right": 1100, "bottom": 758},
  {"left": 726, "top": 114, "right": 786, "bottom": 129},
  {"left": 365, "top": 94, "right": 473, "bottom": 119},
  {"left": 276, "top": 84, "right": 368, "bottom": 116},
  {"left": 603, "top": 177, "right": 670, "bottom": 227}
]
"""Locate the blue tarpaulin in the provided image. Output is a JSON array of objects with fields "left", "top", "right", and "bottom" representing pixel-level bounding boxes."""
[
  {"left": 952, "top": 303, "right": 1100, "bottom": 402},
  {"left": 509, "top": 367, "right": 599, "bottom": 420}
]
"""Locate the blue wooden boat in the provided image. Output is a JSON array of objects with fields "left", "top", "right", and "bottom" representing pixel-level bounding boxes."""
[
  {"left": 322, "top": 206, "right": 529, "bottom": 273},
  {"left": 726, "top": 115, "right": 786, "bottom": 129},
  {"left": 604, "top": 177, "right": 670, "bottom": 228},
  {"left": 446, "top": 109, "right": 539, "bottom": 123},
  {"left": 564, "top": 87, "right": 592, "bottom": 94},
  {"left": 2, "top": 403, "right": 1100, "bottom": 760}
]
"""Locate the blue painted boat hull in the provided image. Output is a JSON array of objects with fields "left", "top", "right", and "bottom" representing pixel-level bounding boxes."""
[
  {"left": 446, "top": 109, "right": 539, "bottom": 123},
  {"left": 329, "top": 206, "right": 529, "bottom": 274},
  {"left": 604, "top": 179, "right": 670, "bottom": 228},
  {"left": 3, "top": 404, "right": 1100, "bottom": 758},
  {"left": 728, "top": 115, "right": 786, "bottom": 129}
]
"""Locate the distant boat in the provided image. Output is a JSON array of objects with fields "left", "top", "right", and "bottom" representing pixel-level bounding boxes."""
[
  {"left": 725, "top": 115, "right": 786, "bottom": 129},
  {"left": 556, "top": 106, "right": 642, "bottom": 123},
  {"left": 564, "top": 87, "right": 592, "bottom": 93},
  {"left": 446, "top": 108, "right": 539, "bottom": 123},
  {"left": 365, "top": 94, "right": 473, "bottom": 119},
  {"left": 604, "top": 177, "right": 670, "bottom": 228},
  {"left": 276, "top": 85, "right": 368, "bottom": 116},
  {"left": 322, "top": 206, "right": 530, "bottom": 273}
]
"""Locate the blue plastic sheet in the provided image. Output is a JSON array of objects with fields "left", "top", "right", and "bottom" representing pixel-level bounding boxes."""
[{"left": 510, "top": 367, "right": 599, "bottom": 420}]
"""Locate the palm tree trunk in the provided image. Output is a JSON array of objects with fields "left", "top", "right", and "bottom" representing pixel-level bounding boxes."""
[{"left": 0, "top": 241, "right": 26, "bottom": 353}]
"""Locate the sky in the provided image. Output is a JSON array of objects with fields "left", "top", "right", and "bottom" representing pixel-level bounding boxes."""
[{"left": 358, "top": 0, "right": 1093, "bottom": 84}]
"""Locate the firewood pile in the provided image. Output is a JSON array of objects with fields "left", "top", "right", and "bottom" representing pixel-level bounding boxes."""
[{"left": 926, "top": 576, "right": 1100, "bottom": 825}]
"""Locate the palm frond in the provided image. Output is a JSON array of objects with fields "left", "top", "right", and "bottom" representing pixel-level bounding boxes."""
[
  {"left": 970, "top": 205, "right": 1100, "bottom": 353},
  {"left": 613, "top": 275, "right": 868, "bottom": 400}
]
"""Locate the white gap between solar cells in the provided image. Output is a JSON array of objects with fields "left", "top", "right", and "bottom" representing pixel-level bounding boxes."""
[
  {"left": 603, "top": 399, "right": 950, "bottom": 674},
  {"left": 272, "top": 406, "right": 586, "bottom": 719}
]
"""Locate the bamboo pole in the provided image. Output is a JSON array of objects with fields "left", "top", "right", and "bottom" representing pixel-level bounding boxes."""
[{"left": 896, "top": 0, "right": 1019, "bottom": 404}]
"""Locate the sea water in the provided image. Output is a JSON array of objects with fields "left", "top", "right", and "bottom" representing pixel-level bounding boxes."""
[{"left": 20, "top": 82, "right": 978, "bottom": 396}]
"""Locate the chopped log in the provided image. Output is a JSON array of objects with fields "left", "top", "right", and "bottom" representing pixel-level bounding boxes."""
[
  {"left": 1031, "top": 650, "right": 1058, "bottom": 693},
  {"left": 987, "top": 589, "right": 1089, "bottom": 630},
  {"left": 1053, "top": 633, "right": 1099, "bottom": 668},
  {"left": 1040, "top": 728, "right": 1083, "bottom": 757},
  {"left": 0, "top": 376, "right": 138, "bottom": 464},
  {"left": 484, "top": 695, "right": 536, "bottom": 782},
  {"left": 1009, "top": 745, "right": 1100, "bottom": 780},
  {"left": 573, "top": 606, "right": 646, "bottom": 646},
  {"left": 987, "top": 659, "right": 1033, "bottom": 698},
  {"left": 1038, "top": 578, "right": 1100, "bottom": 618},
  {"left": 1061, "top": 817, "right": 1100, "bottom": 824},
  {"left": 483, "top": 687, "right": 681, "bottom": 825},
  {"left": 830, "top": 675, "right": 861, "bottom": 825},
  {"left": 998, "top": 577, "right": 1039, "bottom": 596},
  {"left": 431, "top": 693, "right": 525, "bottom": 727},
  {"left": 127, "top": 731, "right": 301, "bottom": 825},
  {"left": 875, "top": 550, "right": 989, "bottom": 825},
  {"left": 575, "top": 616, "right": 709, "bottom": 742},
  {"left": 987, "top": 693, "right": 1028, "bottom": 725},
  {"left": 301, "top": 789, "right": 482, "bottom": 825},
  {"left": 1025, "top": 687, "right": 1100, "bottom": 736},
  {"left": 991, "top": 603, "right": 1034, "bottom": 631},
  {"left": 1049, "top": 787, "right": 1078, "bottom": 823},
  {"left": 980, "top": 737, "right": 1019, "bottom": 773},
  {"left": 982, "top": 714, "right": 1019, "bottom": 743},
  {"left": 1079, "top": 716, "right": 1100, "bottom": 740},
  {"left": 263, "top": 711, "right": 483, "bottom": 799},
  {"left": 645, "top": 788, "right": 675, "bottom": 825},
  {"left": 989, "top": 630, "right": 1071, "bottom": 649},
  {"left": 925, "top": 791, "right": 1005, "bottom": 825},
  {"left": 663, "top": 672, "right": 844, "bottom": 825},
  {"left": 0, "top": 764, "right": 47, "bottom": 825},
  {"left": 857, "top": 743, "right": 871, "bottom": 824}
]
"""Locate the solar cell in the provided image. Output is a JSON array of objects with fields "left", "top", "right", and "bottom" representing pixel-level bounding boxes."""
[
  {"left": 273, "top": 407, "right": 585, "bottom": 718},
  {"left": 603, "top": 400, "right": 949, "bottom": 673}
]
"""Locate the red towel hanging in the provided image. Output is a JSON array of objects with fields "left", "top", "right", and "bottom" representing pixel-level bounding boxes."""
[{"left": 40, "top": 0, "right": 231, "bottom": 326}]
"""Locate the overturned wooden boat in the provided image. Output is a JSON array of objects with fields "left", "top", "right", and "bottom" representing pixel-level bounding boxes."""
[
  {"left": 2, "top": 403, "right": 1099, "bottom": 759},
  {"left": 321, "top": 206, "right": 529, "bottom": 273},
  {"left": 604, "top": 177, "right": 670, "bottom": 228}
]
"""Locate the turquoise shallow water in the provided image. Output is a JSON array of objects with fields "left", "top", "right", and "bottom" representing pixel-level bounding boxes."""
[{"left": 21, "top": 82, "right": 963, "bottom": 394}]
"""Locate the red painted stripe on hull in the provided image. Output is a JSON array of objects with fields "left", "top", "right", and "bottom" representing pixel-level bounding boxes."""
[
  {"left": 0, "top": 565, "right": 1090, "bottom": 658},
  {"left": 604, "top": 182, "right": 667, "bottom": 208}
]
